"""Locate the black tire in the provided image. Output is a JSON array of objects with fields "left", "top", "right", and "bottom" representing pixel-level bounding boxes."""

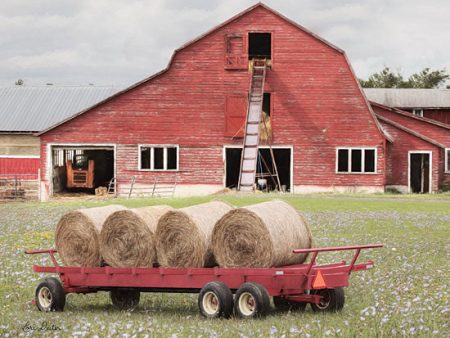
[
  {"left": 35, "top": 277, "right": 66, "bottom": 312},
  {"left": 234, "top": 282, "right": 270, "bottom": 318},
  {"left": 110, "top": 289, "right": 140, "bottom": 310},
  {"left": 273, "top": 296, "right": 307, "bottom": 312},
  {"left": 311, "top": 287, "right": 345, "bottom": 312},
  {"left": 198, "top": 282, "right": 234, "bottom": 318}
]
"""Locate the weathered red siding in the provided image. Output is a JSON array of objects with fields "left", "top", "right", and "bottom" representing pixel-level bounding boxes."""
[
  {"left": 374, "top": 104, "right": 450, "bottom": 192},
  {"left": 39, "top": 5, "right": 386, "bottom": 195},
  {"left": 379, "top": 123, "right": 441, "bottom": 191},
  {"left": 0, "top": 157, "right": 40, "bottom": 178},
  {"left": 402, "top": 108, "right": 450, "bottom": 125}
]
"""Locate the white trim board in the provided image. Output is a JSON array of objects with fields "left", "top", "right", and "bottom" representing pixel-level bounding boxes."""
[{"left": 407, "top": 150, "right": 432, "bottom": 193}]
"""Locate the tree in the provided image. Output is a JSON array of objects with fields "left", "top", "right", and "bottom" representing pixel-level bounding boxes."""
[
  {"left": 359, "top": 67, "right": 449, "bottom": 88},
  {"left": 359, "top": 67, "right": 404, "bottom": 88}
]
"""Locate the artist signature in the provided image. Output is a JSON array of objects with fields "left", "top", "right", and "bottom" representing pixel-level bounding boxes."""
[{"left": 22, "top": 321, "right": 61, "bottom": 332}]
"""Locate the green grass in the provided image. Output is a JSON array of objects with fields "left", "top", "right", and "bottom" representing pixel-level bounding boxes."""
[{"left": 0, "top": 194, "right": 449, "bottom": 337}]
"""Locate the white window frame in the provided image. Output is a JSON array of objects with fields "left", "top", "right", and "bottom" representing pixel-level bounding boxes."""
[
  {"left": 412, "top": 108, "right": 424, "bottom": 117},
  {"left": 445, "top": 148, "right": 450, "bottom": 173},
  {"left": 138, "top": 144, "right": 179, "bottom": 171},
  {"left": 335, "top": 147, "right": 377, "bottom": 174}
]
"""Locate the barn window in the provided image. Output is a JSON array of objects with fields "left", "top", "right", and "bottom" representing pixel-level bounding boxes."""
[
  {"left": 248, "top": 33, "right": 271, "bottom": 60},
  {"left": 336, "top": 148, "right": 376, "bottom": 174},
  {"left": 412, "top": 108, "right": 424, "bottom": 117},
  {"left": 139, "top": 145, "right": 179, "bottom": 171},
  {"left": 446, "top": 148, "right": 450, "bottom": 173}
]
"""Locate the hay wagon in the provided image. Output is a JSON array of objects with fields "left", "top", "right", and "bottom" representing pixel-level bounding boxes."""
[{"left": 26, "top": 244, "right": 382, "bottom": 318}]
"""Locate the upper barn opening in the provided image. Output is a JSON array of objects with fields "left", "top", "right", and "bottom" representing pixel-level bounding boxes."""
[{"left": 248, "top": 32, "right": 271, "bottom": 60}]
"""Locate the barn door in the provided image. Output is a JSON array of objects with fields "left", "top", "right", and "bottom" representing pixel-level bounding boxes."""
[
  {"left": 409, "top": 152, "right": 431, "bottom": 193},
  {"left": 225, "top": 96, "right": 247, "bottom": 137},
  {"left": 224, "top": 34, "right": 247, "bottom": 69}
]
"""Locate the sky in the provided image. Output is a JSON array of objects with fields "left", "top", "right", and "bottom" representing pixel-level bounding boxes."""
[{"left": 0, "top": 0, "right": 449, "bottom": 87}]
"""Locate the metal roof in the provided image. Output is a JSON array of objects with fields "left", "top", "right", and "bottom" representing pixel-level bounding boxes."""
[
  {"left": 0, "top": 86, "right": 123, "bottom": 132},
  {"left": 364, "top": 88, "right": 450, "bottom": 108}
]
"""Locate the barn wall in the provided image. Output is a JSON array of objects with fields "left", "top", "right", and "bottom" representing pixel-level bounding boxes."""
[
  {"left": 402, "top": 108, "right": 450, "bottom": 125},
  {"left": 40, "top": 6, "right": 386, "bottom": 198},
  {"left": 373, "top": 106, "right": 450, "bottom": 145},
  {"left": 379, "top": 122, "right": 441, "bottom": 192},
  {"left": 0, "top": 134, "right": 40, "bottom": 156}
]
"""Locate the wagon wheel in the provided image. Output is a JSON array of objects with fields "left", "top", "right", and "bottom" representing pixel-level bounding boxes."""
[
  {"left": 198, "top": 282, "right": 234, "bottom": 318},
  {"left": 310, "top": 287, "right": 345, "bottom": 312},
  {"left": 35, "top": 277, "right": 66, "bottom": 312},
  {"left": 110, "top": 289, "right": 140, "bottom": 310},
  {"left": 273, "top": 296, "right": 307, "bottom": 312},
  {"left": 234, "top": 282, "right": 270, "bottom": 318}
]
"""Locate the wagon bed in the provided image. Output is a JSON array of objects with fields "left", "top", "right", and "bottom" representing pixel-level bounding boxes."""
[{"left": 27, "top": 244, "right": 382, "bottom": 318}]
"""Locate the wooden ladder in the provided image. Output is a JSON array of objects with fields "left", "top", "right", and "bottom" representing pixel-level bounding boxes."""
[{"left": 238, "top": 59, "right": 279, "bottom": 192}]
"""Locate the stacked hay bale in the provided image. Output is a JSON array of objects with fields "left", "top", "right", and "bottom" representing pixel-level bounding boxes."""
[
  {"left": 212, "top": 200, "right": 312, "bottom": 268},
  {"left": 55, "top": 204, "right": 127, "bottom": 266},
  {"left": 99, "top": 205, "right": 173, "bottom": 267},
  {"left": 155, "top": 201, "right": 233, "bottom": 267}
]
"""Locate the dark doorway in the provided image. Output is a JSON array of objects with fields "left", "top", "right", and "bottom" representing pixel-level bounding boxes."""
[
  {"left": 52, "top": 147, "right": 114, "bottom": 194},
  {"left": 225, "top": 147, "right": 291, "bottom": 191},
  {"left": 410, "top": 153, "right": 430, "bottom": 193},
  {"left": 248, "top": 33, "right": 271, "bottom": 60}
]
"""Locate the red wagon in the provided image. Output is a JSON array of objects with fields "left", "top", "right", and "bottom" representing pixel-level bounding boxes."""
[{"left": 26, "top": 244, "right": 382, "bottom": 318}]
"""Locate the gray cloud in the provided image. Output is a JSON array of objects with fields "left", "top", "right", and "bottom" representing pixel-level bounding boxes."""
[{"left": 0, "top": 0, "right": 448, "bottom": 87}]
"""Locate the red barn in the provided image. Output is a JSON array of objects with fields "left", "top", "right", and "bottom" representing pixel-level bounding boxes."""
[{"left": 37, "top": 3, "right": 449, "bottom": 199}]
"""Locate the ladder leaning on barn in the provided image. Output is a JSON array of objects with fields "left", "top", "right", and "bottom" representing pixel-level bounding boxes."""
[{"left": 237, "top": 59, "right": 281, "bottom": 192}]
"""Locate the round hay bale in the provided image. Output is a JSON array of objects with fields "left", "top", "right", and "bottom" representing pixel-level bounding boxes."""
[
  {"left": 100, "top": 205, "right": 173, "bottom": 267},
  {"left": 155, "top": 201, "right": 233, "bottom": 268},
  {"left": 55, "top": 204, "right": 127, "bottom": 267},
  {"left": 212, "top": 200, "right": 312, "bottom": 268}
]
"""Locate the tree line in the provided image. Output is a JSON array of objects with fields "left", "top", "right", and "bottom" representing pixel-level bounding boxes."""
[{"left": 359, "top": 67, "right": 449, "bottom": 89}]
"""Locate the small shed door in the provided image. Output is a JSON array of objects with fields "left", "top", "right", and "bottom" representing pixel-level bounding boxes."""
[
  {"left": 225, "top": 96, "right": 247, "bottom": 137},
  {"left": 409, "top": 152, "right": 431, "bottom": 193}
]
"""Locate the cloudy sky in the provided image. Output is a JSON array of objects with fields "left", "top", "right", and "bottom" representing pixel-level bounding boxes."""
[{"left": 0, "top": 0, "right": 449, "bottom": 87}]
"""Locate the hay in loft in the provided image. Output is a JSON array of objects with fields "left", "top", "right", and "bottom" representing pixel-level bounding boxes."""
[
  {"left": 55, "top": 204, "right": 127, "bottom": 267},
  {"left": 212, "top": 200, "right": 312, "bottom": 268},
  {"left": 155, "top": 201, "right": 233, "bottom": 268},
  {"left": 99, "top": 205, "right": 173, "bottom": 267}
]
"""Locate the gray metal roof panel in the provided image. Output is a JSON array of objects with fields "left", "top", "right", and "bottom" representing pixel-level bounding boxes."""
[
  {"left": 0, "top": 86, "right": 123, "bottom": 132},
  {"left": 364, "top": 88, "right": 450, "bottom": 108}
]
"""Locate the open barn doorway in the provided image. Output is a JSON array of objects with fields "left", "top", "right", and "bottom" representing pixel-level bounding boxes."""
[
  {"left": 225, "top": 146, "right": 292, "bottom": 192},
  {"left": 51, "top": 145, "right": 115, "bottom": 196},
  {"left": 409, "top": 152, "right": 431, "bottom": 193},
  {"left": 248, "top": 33, "right": 272, "bottom": 60}
]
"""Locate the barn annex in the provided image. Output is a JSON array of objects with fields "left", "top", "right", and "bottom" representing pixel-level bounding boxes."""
[{"left": 37, "top": 3, "right": 450, "bottom": 200}]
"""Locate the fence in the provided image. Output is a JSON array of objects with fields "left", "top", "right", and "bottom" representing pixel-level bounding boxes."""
[
  {"left": 117, "top": 175, "right": 178, "bottom": 199},
  {"left": 0, "top": 173, "right": 40, "bottom": 201}
]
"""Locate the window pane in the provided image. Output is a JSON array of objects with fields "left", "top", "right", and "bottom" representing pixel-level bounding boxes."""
[
  {"left": 337, "top": 149, "right": 348, "bottom": 172},
  {"left": 153, "top": 147, "right": 164, "bottom": 169},
  {"left": 167, "top": 147, "right": 177, "bottom": 170},
  {"left": 140, "top": 147, "right": 151, "bottom": 169},
  {"left": 351, "top": 149, "right": 362, "bottom": 172},
  {"left": 364, "top": 149, "right": 375, "bottom": 172}
]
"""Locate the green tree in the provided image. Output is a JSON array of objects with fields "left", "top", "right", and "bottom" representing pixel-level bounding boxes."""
[
  {"left": 359, "top": 67, "right": 449, "bottom": 88},
  {"left": 359, "top": 67, "right": 404, "bottom": 88}
]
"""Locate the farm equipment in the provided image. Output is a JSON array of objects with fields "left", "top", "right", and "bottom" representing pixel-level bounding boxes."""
[
  {"left": 66, "top": 154, "right": 94, "bottom": 189},
  {"left": 26, "top": 244, "right": 382, "bottom": 318}
]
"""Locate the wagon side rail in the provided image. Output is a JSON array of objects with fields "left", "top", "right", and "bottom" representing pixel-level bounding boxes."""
[
  {"left": 25, "top": 249, "right": 60, "bottom": 273},
  {"left": 292, "top": 244, "right": 383, "bottom": 291}
]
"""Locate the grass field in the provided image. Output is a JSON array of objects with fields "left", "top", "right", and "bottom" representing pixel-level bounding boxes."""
[{"left": 0, "top": 194, "right": 449, "bottom": 337}]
